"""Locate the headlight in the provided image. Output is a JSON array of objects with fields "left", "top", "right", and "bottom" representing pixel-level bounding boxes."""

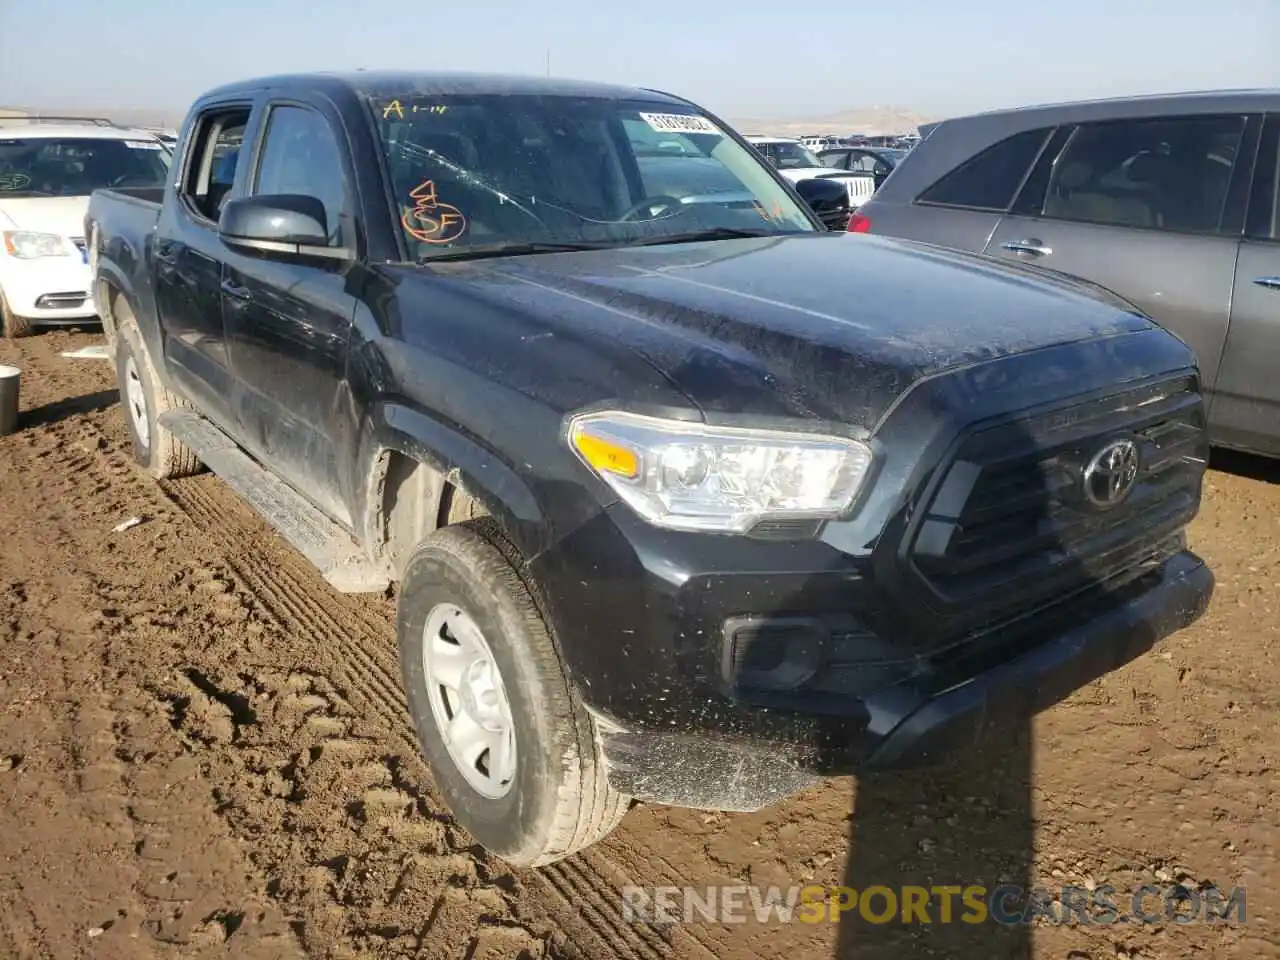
[
  {"left": 3, "top": 231, "right": 71, "bottom": 259},
  {"left": 567, "top": 410, "right": 873, "bottom": 533}
]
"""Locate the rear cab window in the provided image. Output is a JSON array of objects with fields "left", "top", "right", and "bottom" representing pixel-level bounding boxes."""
[{"left": 916, "top": 128, "right": 1052, "bottom": 211}]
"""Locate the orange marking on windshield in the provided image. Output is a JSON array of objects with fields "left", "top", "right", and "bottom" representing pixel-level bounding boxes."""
[
  {"left": 402, "top": 179, "right": 468, "bottom": 245},
  {"left": 753, "top": 201, "right": 786, "bottom": 224}
]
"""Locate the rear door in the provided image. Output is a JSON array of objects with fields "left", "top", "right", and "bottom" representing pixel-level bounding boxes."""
[
  {"left": 220, "top": 97, "right": 360, "bottom": 525},
  {"left": 985, "top": 113, "right": 1259, "bottom": 395},
  {"left": 153, "top": 100, "right": 256, "bottom": 425},
  {"left": 1213, "top": 114, "right": 1280, "bottom": 454},
  {"left": 863, "top": 127, "right": 1053, "bottom": 251}
]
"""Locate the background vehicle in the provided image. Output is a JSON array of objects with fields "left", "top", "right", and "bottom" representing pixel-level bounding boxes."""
[
  {"left": 0, "top": 117, "right": 169, "bottom": 337},
  {"left": 801, "top": 135, "right": 845, "bottom": 152},
  {"left": 793, "top": 177, "right": 853, "bottom": 229},
  {"left": 819, "top": 144, "right": 909, "bottom": 190},
  {"left": 745, "top": 135, "right": 877, "bottom": 207},
  {"left": 850, "top": 91, "right": 1280, "bottom": 458},
  {"left": 88, "top": 71, "right": 1212, "bottom": 868}
]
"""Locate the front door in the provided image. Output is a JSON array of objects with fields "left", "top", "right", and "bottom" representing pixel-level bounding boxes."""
[
  {"left": 1213, "top": 115, "right": 1280, "bottom": 454},
  {"left": 986, "top": 113, "right": 1256, "bottom": 399},
  {"left": 221, "top": 100, "right": 360, "bottom": 525}
]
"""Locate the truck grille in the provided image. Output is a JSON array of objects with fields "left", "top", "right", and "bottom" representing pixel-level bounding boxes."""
[{"left": 909, "top": 375, "right": 1205, "bottom": 612}]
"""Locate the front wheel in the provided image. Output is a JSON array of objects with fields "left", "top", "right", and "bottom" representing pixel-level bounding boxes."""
[{"left": 397, "top": 519, "right": 630, "bottom": 866}]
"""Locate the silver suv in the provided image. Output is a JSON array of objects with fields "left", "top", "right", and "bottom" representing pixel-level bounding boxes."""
[{"left": 850, "top": 91, "right": 1280, "bottom": 457}]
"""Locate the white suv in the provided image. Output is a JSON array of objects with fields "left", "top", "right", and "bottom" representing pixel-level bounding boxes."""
[
  {"left": 745, "top": 136, "right": 876, "bottom": 210},
  {"left": 0, "top": 119, "right": 169, "bottom": 337}
]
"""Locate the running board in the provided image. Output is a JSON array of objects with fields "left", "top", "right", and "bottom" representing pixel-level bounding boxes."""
[{"left": 158, "top": 409, "right": 391, "bottom": 594}]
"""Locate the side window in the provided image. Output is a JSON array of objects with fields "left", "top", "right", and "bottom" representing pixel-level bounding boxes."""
[
  {"left": 252, "top": 105, "right": 347, "bottom": 246},
  {"left": 1246, "top": 116, "right": 1279, "bottom": 241},
  {"left": 849, "top": 152, "right": 881, "bottom": 174},
  {"left": 1041, "top": 115, "right": 1248, "bottom": 234},
  {"left": 180, "top": 105, "right": 251, "bottom": 223},
  {"left": 917, "top": 128, "right": 1051, "bottom": 210}
]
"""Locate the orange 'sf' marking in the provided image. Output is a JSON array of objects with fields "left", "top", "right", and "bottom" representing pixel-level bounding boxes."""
[{"left": 402, "top": 179, "right": 468, "bottom": 244}]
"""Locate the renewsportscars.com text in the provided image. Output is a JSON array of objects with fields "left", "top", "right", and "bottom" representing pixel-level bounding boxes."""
[{"left": 621, "top": 883, "right": 1246, "bottom": 926}]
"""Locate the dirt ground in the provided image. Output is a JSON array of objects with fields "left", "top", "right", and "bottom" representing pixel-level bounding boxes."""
[{"left": 0, "top": 329, "right": 1276, "bottom": 960}]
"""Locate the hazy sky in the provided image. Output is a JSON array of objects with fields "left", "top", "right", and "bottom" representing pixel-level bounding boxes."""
[{"left": 2, "top": 0, "right": 1277, "bottom": 119}]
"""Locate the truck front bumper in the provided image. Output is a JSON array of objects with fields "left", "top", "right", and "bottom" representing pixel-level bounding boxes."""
[{"left": 531, "top": 506, "right": 1213, "bottom": 811}]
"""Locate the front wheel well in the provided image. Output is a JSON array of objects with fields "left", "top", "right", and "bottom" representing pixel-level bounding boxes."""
[
  {"left": 96, "top": 279, "right": 122, "bottom": 350},
  {"left": 379, "top": 451, "right": 490, "bottom": 579}
]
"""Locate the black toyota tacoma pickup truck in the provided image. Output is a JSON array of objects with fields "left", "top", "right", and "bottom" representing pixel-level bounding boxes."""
[{"left": 86, "top": 71, "right": 1214, "bottom": 867}]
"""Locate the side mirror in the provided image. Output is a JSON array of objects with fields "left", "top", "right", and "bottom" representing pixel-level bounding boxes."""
[
  {"left": 794, "top": 178, "right": 851, "bottom": 230},
  {"left": 219, "top": 194, "right": 349, "bottom": 261}
]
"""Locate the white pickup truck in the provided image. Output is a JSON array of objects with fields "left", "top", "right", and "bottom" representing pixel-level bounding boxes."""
[
  {"left": 0, "top": 117, "right": 169, "bottom": 337},
  {"left": 745, "top": 135, "right": 877, "bottom": 209}
]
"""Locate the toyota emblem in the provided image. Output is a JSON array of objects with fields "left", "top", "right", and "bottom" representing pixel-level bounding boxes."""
[{"left": 1082, "top": 439, "right": 1140, "bottom": 508}]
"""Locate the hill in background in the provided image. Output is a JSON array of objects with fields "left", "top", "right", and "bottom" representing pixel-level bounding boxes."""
[{"left": 724, "top": 104, "right": 933, "bottom": 137}]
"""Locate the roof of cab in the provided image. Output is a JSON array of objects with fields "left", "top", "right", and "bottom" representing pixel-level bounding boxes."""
[{"left": 200, "top": 70, "right": 692, "bottom": 106}]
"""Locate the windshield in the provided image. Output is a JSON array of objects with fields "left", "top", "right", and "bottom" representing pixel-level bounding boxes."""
[
  {"left": 0, "top": 136, "right": 170, "bottom": 198},
  {"left": 369, "top": 95, "right": 816, "bottom": 260},
  {"left": 766, "top": 141, "right": 825, "bottom": 170}
]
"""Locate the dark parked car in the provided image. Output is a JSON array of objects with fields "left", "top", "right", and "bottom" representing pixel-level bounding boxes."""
[
  {"left": 818, "top": 145, "right": 909, "bottom": 189},
  {"left": 86, "top": 71, "right": 1213, "bottom": 866},
  {"left": 851, "top": 91, "right": 1280, "bottom": 458}
]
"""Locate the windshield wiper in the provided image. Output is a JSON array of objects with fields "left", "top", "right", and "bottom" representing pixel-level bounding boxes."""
[
  {"left": 418, "top": 240, "right": 617, "bottom": 263},
  {"left": 416, "top": 228, "right": 799, "bottom": 263},
  {"left": 626, "top": 227, "right": 794, "bottom": 246}
]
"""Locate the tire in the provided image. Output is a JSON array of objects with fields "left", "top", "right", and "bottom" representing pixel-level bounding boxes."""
[
  {"left": 0, "top": 290, "right": 32, "bottom": 339},
  {"left": 115, "top": 322, "right": 202, "bottom": 479},
  {"left": 397, "top": 519, "right": 630, "bottom": 866}
]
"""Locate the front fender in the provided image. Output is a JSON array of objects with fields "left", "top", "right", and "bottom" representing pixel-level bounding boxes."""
[{"left": 353, "top": 397, "right": 557, "bottom": 566}]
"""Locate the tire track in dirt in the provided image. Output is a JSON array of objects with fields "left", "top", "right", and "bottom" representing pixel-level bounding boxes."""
[
  {"left": 5, "top": 345, "right": 559, "bottom": 958},
  {"left": 161, "top": 469, "right": 679, "bottom": 960},
  {"left": 9, "top": 336, "right": 767, "bottom": 960}
]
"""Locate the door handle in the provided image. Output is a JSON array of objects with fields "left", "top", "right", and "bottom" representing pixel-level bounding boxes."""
[
  {"left": 1001, "top": 239, "right": 1053, "bottom": 257},
  {"left": 220, "top": 278, "right": 252, "bottom": 301},
  {"left": 1253, "top": 276, "right": 1280, "bottom": 291}
]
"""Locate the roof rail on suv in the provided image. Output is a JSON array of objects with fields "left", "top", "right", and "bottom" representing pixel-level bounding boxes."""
[{"left": 0, "top": 115, "right": 119, "bottom": 127}]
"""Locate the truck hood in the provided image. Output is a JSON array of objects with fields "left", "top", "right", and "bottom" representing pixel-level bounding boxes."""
[
  {"left": 411, "top": 232, "right": 1156, "bottom": 430},
  {"left": 0, "top": 196, "right": 90, "bottom": 237}
]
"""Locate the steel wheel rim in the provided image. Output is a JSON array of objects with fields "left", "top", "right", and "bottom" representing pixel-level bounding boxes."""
[
  {"left": 124, "top": 356, "right": 149, "bottom": 448},
  {"left": 421, "top": 602, "right": 517, "bottom": 799}
]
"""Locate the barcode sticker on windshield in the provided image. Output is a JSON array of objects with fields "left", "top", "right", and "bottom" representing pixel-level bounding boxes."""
[
  {"left": 124, "top": 140, "right": 163, "bottom": 150},
  {"left": 638, "top": 113, "right": 721, "bottom": 136}
]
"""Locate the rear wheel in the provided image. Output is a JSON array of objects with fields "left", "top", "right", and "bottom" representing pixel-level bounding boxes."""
[
  {"left": 114, "top": 319, "right": 201, "bottom": 479},
  {"left": 397, "top": 519, "right": 630, "bottom": 866},
  {"left": 0, "top": 290, "right": 32, "bottom": 339}
]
